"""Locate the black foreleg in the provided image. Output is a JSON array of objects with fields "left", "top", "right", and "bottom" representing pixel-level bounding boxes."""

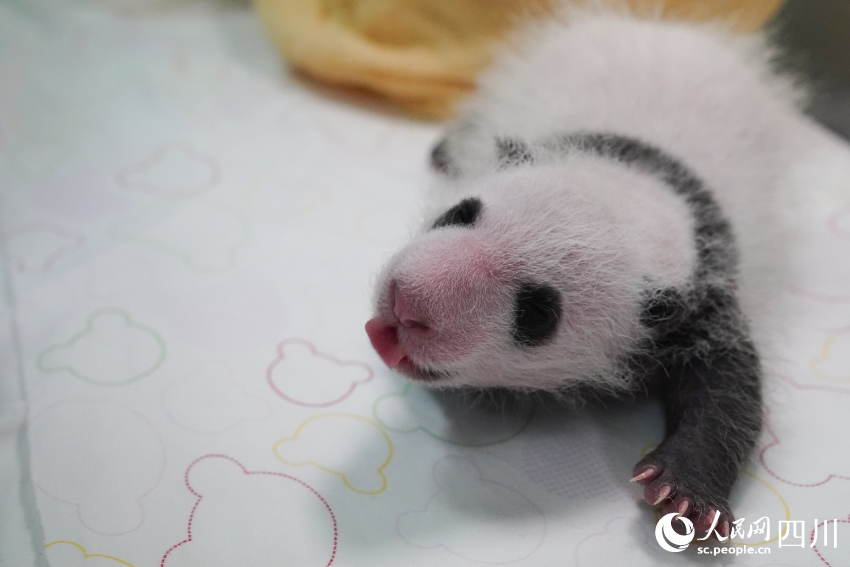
[{"left": 632, "top": 298, "right": 763, "bottom": 538}]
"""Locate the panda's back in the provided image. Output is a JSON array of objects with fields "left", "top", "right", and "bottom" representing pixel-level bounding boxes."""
[
  {"left": 456, "top": 13, "right": 801, "bottom": 342},
  {"left": 474, "top": 14, "right": 795, "bottom": 186}
]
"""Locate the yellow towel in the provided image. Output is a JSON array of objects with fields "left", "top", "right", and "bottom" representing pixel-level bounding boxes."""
[{"left": 255, "top": 0, "right": 783, "bottom": 119}]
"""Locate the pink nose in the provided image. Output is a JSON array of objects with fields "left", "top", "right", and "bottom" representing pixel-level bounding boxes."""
[
  {"left": 366, "top": 284, "right": 434, "bottom": 369},
  {"left": 365, "top": 318, "right": 406, "bottom": 368},
  {"left": 393, "top": 285, "right": 430, "bottom": 331}
]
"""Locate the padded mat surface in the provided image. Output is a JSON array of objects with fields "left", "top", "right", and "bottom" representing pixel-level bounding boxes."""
[{"left": 1, "top": 2, "right": 849, "bottom": 566}]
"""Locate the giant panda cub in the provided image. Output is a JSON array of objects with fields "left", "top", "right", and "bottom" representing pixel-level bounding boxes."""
[{"left": 365, "top": 10, "right": 802, "bottom": 538}]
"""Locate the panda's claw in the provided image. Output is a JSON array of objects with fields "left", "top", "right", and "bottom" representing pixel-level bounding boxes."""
[
  {"left": 629, "top": 465, "right": 659, "bottom": 484},
  {"left": 633, "top": 452, "right": 734, "bottom": 541}
]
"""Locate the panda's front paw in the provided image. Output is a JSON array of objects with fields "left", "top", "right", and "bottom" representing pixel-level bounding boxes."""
[{"left": 631, "top": 450, "right": 733, "bottom": 540}]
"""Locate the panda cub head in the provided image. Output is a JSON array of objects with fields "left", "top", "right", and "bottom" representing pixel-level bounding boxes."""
[{"left": 364, "top": 152, "right": 678, "bottom": 392}]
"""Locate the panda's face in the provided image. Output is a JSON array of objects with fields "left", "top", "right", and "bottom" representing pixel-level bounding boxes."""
[
  {"left": 365, "top": 162, "right": 649, "bottom": 390},
  {"left": 428, "top": 197, "right": 563, "bottom": 349}
]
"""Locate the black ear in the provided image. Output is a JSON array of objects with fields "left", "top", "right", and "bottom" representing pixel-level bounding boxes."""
[
  {"left": 430, "top": 138, "right": 458, "bottom": 177},
  {"left": 431, "top": 197, "right": 483, "bottom": 229},
  {"left": 496, "top": 138, "right": 535, "bottom": 169},
  {"left": 512, "top": 283, "right": 562, "bottom": 347}
]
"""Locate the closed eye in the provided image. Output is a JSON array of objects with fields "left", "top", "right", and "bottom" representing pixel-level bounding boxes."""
[
  {"left": 512, "top": 283, "right": 562, "bottom": 347},
  {"left": 431, "top": 197, "right": 483, "bottom": 229}
]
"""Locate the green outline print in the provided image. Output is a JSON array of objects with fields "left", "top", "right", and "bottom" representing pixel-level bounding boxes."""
[
  {"left": 110, "top": 200, "right": 250, "bottom": 274},
  {"left": 372, "top": 383, "right": 534, "bottom": 447},
  {"left": 241, "top": 171, "right": 332, "bottom": 222},
  {"left": 37, "top": 308, "right": 166, "bottom": 387}
]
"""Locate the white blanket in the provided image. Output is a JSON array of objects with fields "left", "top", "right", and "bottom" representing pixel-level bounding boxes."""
[{"left": 1, "top": 2, "right": 849, "bottom": 566}]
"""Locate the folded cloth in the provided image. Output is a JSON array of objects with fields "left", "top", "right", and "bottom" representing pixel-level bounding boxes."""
[{"left": 254, "top": 0, "right": 783, "bottom": 118}]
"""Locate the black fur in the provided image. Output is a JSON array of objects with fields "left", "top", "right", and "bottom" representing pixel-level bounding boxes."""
[
  {"left": 432, "top": 197, "right": 483, "bottom": 229},
  {"left": 501, "top": 132, "right": 762, "bottom": 529},
  {"left": 496, "top": 138, "right": 535, "bottom": 169},
  {"left": 430, "top": 139, "right": 456, "bottom": 176},
  {"left": 512, "top": 283, "right": 563, "bottom": 347},
  {"left": 429, "top": 136, "right": 534, "bottom": 177},
  {"left": 577, "top": 134, "right": 760, "bottom": 527},
  {"left": 640, "top": 288, "right": 690, "bottom": 332},
  {"left": 549, "top": 132, "right": 739, "bottom": 284}
]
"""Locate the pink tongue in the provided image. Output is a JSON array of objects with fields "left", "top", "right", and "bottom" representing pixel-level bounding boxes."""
[{"left": 365, "top": 318, "right": 407, "bottom": 368}]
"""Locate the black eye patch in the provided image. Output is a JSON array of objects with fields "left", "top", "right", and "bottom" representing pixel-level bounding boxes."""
[
  {"left": 431, "top": 197, "right": 483, "bottom": 229},
  {"left": 512, "top": 283, "right": 562, "bottom": 347}
]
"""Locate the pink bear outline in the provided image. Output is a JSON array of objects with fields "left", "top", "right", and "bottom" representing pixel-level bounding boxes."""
[
  {"left": 828, "top": 205, "right": 850, "bottom": 243},
  {"left": 811, "top": 515, "right": 850, "bottom": 567},
  {"left": 788, "top": 285, "right": 850, "bottom": 305},
  {"left": 759, "top": 376, "right": 850, "bottom": 487},
  {"left": 266, "top": 338, "right": 374, "bottom": 408},
  {"left": 160, "top": 454, "right": 338, "bottom": 567}
]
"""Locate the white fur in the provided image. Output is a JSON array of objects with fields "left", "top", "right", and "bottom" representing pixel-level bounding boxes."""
[{"left": 370, "top": 11, "right": 802, "bottom": 392}]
